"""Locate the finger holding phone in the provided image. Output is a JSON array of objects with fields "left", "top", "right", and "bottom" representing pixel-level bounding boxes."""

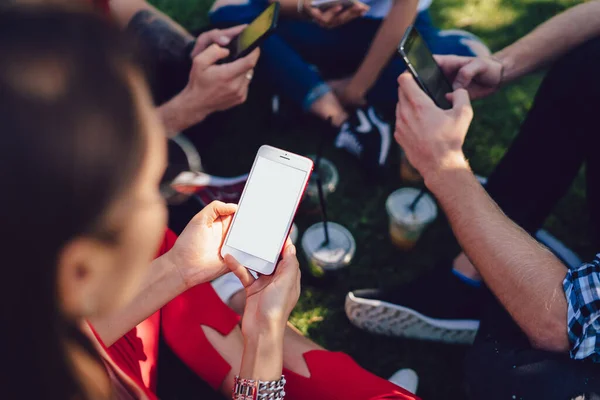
[
  {"left": 165, "top": 201, "right": 238, "bottom": 289},
  {"left": 184, "top": 45, "right": 260, "bottom": 118},
  {"left": 433, "top": 55, "right": 504, "bottom": 100},
  {"left": 395, "top": 26, "right": 474, "bottom": 178},
  {"left": 225, "top": 241, "right": 301, "bottom": 335},
  {"left": 395, "top": 72, "right": 473, "bottom": 181},
  {"left": 168, "top": 26, "right": 260, "bottom": 131},
  {"left": 169, "top": 2, "right": 280, "bottom": 130},
  {"left": 304, "top": 0, "right": 369, "bottom": 29}
]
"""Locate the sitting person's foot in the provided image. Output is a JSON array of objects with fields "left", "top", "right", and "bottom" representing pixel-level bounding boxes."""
[
  {"left": 335, "top": 106, "right": 391, "bottom": 171},
  {"left": 345, "top": 266, "right": 482, "bottom": 344}
]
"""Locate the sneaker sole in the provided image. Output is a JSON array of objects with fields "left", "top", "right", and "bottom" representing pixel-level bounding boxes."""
[{"left": 345, "top": 292, "right": 479, "bottom": 345}]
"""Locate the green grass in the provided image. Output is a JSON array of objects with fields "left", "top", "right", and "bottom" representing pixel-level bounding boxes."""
[{"left": 151, "top": 0, "right": 591, "bottom": 398}]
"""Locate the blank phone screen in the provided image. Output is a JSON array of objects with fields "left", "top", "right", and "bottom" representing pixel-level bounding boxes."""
[
  {"left": 226, "top": 156, "right": 307, "bottom": 264},
  {"left": 405, "top": 28, "right": 454, "bottom": 109}
]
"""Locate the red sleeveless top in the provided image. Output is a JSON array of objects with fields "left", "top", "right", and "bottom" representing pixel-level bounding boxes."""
[{"left": 92, "top": 0, "right": 110, "bottom": 15}]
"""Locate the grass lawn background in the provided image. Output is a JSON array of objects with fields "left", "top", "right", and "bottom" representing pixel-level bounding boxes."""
[{"left": 150, "top": 0, "right": 590, "bottom": 398}]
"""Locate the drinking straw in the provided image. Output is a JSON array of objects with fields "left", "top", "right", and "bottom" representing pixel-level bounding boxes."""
[
  {"left": 408, "top": 188, "right": 426, "bottom": 213},
  {"left": 315, "top": 117, "right": 331, "bottom": 171},
  {"left": 316, "top": 116, "right": 333, "bottom": 245},
  {"left": 317, "top": 176, "right": 330, "bottom": 245}
]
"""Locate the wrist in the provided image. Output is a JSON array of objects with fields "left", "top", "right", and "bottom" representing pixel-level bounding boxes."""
[
  {"left": 242, "top": 315, "right": 286, "bottom": 340},
  {"left": 492, "top": 51, "right": 516, "bottom": 85},
  {"left": 240, "top": 328, "right": 284, "bottom": 381},
  {"left": 422, "top": 152, "right": 471, "bottom": 191},
  {"left": 158, "top": 89, "right": 209, "bottom": 136},
  {"left": 157, "top": 252, "right": 191, "bottom": 295}
]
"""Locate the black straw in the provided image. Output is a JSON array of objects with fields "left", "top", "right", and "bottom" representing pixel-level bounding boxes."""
[
  {"left": 408, "top": 188, "right": 426, "bottom": 213},
  {"left": 316, "top": 117, "right": 333, "bottom": 246},
  {"left": 317, "top": 177, "right": 330, "bottom": 245},
  {"left": 315, "top": 117, "right": 331, "bottom": 171}
]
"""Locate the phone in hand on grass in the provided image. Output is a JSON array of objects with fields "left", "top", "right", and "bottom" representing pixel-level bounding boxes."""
[{"left": 398, "top": 25, "right": 454, "bottom": 110}]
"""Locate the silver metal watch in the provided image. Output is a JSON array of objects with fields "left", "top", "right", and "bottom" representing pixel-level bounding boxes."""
[{"left": 232, "top": 375, "right": 286, "bottom": 400}]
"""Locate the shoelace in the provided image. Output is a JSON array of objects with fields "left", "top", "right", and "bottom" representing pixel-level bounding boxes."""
[{"left": 335, "top": 124, "right": 364, "bottom": 157}]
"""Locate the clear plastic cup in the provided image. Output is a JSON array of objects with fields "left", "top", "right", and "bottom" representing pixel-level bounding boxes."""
[
  {"left": 301, "top": 156, "right": 339, "bottom": 214},
  {"left": 290, "top": 223, "right": 299, "bottom": 245},
  {"left": 301, "top": 222, "right": 356, "bottom": 278},
  {"left": 386, "top": 188, "right": 438, "bottom": 250},
  {"left": 399, "top": 148, "right": 423, "bottom": 184}
]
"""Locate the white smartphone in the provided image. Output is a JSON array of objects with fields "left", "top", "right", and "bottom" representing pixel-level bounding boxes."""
[{"left": 220, "top": 145, "right": 314, "bottom": 275}]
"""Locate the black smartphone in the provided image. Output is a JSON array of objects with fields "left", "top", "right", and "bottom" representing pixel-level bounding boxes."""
[
  {"left": 398, "top": 25, "right": 454, "bottom": 110},
  {"left": 222, "top": 2, "right": 280, "bottom": 63}
]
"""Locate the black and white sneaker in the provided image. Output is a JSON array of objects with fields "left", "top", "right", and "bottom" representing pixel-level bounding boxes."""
[
  {"left": 335, "top": 106, "right": 391, "bottom": 170},
  {"left": 345, "top": 268, "right": 482, "bottom": 345}
]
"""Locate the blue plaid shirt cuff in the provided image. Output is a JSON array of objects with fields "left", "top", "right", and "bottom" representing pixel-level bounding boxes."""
[{"left": 563, "top": 255, "right": 600, "bottom": 362}]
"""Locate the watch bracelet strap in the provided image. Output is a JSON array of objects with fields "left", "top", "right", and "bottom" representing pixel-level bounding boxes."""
[{"left": 233, "top": 375, "right": 286, "bottom": 400}]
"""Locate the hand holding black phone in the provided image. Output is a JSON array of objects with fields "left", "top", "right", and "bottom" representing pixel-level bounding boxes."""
[
  {"left": 398, "top": 25, "right": 454, "bottom": 110},
  {"left": 220, "top": 2, "right": 280, "bottom": 64}
]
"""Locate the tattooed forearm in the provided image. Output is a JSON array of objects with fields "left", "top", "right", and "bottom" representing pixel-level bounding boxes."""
[{"left": 127, "top": 10, "right": 194, "bottom": 64}]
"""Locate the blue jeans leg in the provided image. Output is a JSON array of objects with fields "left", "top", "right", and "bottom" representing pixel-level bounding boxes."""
[
  {"left": 210, "top": 5, "right": 335, "bottom": 110},
  {"left": 210, "top": 5, "right": 483, "bottom": 110}
]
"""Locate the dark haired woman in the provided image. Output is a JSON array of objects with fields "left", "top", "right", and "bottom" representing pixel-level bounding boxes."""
[{"left": 0, "top": 6, "right": 418, "bottom": 400}]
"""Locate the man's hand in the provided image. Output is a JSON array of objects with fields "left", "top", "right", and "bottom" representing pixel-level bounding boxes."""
[
  {"left": 189, "top": 25, "right": 246, "bottom": 58},
  {"left": 165, "top": 201, "right": 237, "bottom": 289},
  {"left": 434, "top": 55, "right": 503, "bottom": 100},
  {"left": 394, "top": 72, "right": 473, "bottom": 180},
  {"left": 183, "top": 44, "right": 259, "bottom": 114},
  {"left": 304, "top": 1, "right": 369, "bottom": 29},
  {"left": 162, "top": 26, "right": 260, "bottom": 133},
  {"left": 181, "top": 25, "right": 260, "bottom": 115},
  {"left": 328, "top": 76, "right": 367, "bottom": 106}
]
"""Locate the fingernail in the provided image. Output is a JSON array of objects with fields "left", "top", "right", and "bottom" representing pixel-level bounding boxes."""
[
  {"left": 287, "top": 245, "right": 296, "bottom": 256},
  {"left": 453, "top": 82, "right": 463, "bottom": 90},
  {"left": 218, "top": 36, "right": 230, "bottom": 45}
]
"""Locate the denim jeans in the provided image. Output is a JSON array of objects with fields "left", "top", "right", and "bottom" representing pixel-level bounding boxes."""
[{"left": 210, "top": 4, "right": 478, "bottom": 110}]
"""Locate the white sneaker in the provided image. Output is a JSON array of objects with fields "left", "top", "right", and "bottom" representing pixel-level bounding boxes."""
[{"left": 388, "top": 368, "right": 419, "bottom": 394}]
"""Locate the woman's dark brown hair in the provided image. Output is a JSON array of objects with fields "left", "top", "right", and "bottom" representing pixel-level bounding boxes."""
[{"left": 0, "top": 7, "right": 147, "bottom": 399}]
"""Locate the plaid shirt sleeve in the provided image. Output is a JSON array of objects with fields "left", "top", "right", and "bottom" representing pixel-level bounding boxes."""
[{"left": 563, "top": 255, "right": 600, "bottom": 362}]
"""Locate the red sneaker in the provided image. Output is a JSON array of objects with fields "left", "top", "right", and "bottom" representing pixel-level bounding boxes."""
[{"left": 170, "top": 171, "right": 248, "bottom": 207}]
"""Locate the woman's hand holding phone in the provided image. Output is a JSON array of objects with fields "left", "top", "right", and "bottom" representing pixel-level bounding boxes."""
[
  {"left": 226, "top": 241, "right": 300, "bottom": 380},
  {"left": 305, "top": 0, "right": 369, "bottom": 29},
  {"left": 165, "top": 201, "right": 238, "bottom": 289},
  {"left": 433, "top": 55, "right": 504, "bottom": 100},
  {"left": 224, "top": 240, "right": 301, "bottom": 337}
]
